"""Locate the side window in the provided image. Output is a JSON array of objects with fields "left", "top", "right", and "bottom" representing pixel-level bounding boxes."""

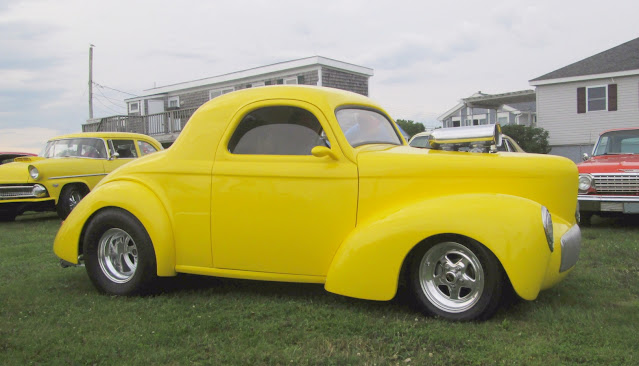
[
  {"left": 228, "top": 106, "right": 327, "bottom": 155},
  {"left": 137, "top": 140, "right": 159, "bottom": 156},
  {"left": 111, "top": 140, "right": 138, "bottom": 158}
]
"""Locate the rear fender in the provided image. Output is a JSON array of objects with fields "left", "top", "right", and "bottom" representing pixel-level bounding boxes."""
[{"left": 324, "top": 194, "right": 550, "bottom": 301}]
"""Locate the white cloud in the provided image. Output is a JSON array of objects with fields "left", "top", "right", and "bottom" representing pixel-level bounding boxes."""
[{"left": 0, "top": 127, "right": 61, "bottom": 153}]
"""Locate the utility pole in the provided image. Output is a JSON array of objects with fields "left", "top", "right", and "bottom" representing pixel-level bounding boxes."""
[{"left": 89, "top": 44, "right": 95, "bottom": 119}]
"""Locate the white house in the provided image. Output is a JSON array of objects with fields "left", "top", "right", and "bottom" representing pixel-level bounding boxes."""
[
  {"left": 529, "top": 37, "right": 639, "bottom": 163},
  {"left": 438, "top": 90, "right": 537, "bottom": 128}
]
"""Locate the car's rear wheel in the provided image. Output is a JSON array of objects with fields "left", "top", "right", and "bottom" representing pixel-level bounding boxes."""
[
  {"left": 57, "top": 185, "right": 89, "bottom": 220},
  {"left": 83, "top": 208, "right": 157, "bottom": 295},
  {"left": 410, "top": 236, "right": 504, "bottom": 321}
]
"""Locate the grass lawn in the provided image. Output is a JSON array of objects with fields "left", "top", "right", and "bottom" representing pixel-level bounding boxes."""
[{"left": 1, "top": 212, "right": 638, "bottom": 365}]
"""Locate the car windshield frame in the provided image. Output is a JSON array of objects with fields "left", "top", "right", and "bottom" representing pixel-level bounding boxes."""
[
  {"left": 593, "top": 130, "right": 639, "bottom": 156},
  {"left": 335, "top": 107, "right": 402, "bottom": 148}
]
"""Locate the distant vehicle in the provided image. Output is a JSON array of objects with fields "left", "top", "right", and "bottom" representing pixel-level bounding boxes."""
[
  {"left": 0, "top": 152, "right": 37, "bottom": 165},
  {"left": 577, "top": 128, "right": 639, "bottom": 224},
  {"left": 0, "top": 132, "right": 162, "bottom": 221}
]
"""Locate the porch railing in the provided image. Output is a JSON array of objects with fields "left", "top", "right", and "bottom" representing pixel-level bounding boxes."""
[{"left": 82, "top": 108, "right": 198, "bottom": 136}]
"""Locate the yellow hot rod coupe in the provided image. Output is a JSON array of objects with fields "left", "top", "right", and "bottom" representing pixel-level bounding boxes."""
[{"left": 54, "top": 86, "right": 580, "bottom": 321}]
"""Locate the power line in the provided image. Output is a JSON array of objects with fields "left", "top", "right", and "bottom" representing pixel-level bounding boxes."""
[
  {"left": 93, "top": 96, "right": 126, "bottom": 115},
  {"left": 92, "top": 82, "right": 138, "bottom": 97},
  {"left": 95, "top": 87, "right": 127, "bottom": 108}
]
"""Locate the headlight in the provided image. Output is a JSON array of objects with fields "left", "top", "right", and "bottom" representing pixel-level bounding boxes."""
[
  {"left": 541, "top": 206, "right": 554, "bottom": 252},
  {"left": 28, "top": 165, "right": 40, "bottom": 180},
  {"left": 578, "top": 174, "right": 593, "bottom": 193},
  {"left": 32, "top": 184, "right": 48, "bottom": 198}
]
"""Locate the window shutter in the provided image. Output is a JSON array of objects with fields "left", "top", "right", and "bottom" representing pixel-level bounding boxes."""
[
  {"left": 577, "top": 87, "right": 586, "bottom": 113},
  {"left": 608, "top": 84, "right": 617, "bottom": 111}
]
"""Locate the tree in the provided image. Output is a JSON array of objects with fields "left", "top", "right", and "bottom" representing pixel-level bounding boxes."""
[
  {"left": 500, "top": 125, "right": 551, "bottom": 154},
  {"left": 395, "top": 119, "right": 425, "bottom": 138}
]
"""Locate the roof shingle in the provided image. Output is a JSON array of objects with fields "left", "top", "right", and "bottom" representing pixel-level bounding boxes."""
[{"left": 530, "top": 37, "right": 639, "bottom": 82}]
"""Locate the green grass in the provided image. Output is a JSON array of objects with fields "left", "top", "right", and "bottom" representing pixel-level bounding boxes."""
[{"left": 1, "top": 213, "right": 638, "bottom": 365}]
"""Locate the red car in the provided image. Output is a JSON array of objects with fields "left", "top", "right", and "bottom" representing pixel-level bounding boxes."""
[
  {"left": 577, "top": 128, "right": 639, "bottom": 224},
  {"left": 0, "top": 152, "right": 37, "bottom": 165}
]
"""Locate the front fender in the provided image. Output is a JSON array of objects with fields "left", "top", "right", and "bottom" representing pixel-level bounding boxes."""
[
  {"left": 325, "top": 194, "right": 552, "bottom": 301},
  {"left": 53, "top": 179, "right": 176, "bottom": 276}
]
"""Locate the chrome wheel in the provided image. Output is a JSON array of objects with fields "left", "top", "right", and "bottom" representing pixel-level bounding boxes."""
[
  {"left": 68, "top": 189, "right": 83, "bottom": 211},
  {"left": 97, "top": 228, "right": 138, "bottom": 283},
  {"left": 418, "top": 241, "right": 484, "bottom": 313}
]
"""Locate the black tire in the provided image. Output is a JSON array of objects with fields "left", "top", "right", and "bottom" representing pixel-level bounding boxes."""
[
  {"left": 83, "top": 208, "right": 157, "bottom": 296},
  {"left": 409, "top": 236, "right": 504, "bottom": 321},
  {"left": 579, "top": 211, "right": 593, "bottom": 226},
  {"left": 57, "top": 185, "right": 89, "bottom": 220},
  {"left": 0, "top": 210, "right": 17, "bottom": 222}
]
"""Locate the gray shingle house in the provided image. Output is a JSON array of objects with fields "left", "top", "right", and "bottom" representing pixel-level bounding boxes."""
[
  {"left": 529, "top": 37, "right": 639, "bottom": 162},
  {"left": 84, "top": 56, "right": 374, "bottom": 146},
  {"left": 438, "top": 90, "right": 537, "bottom": 128}
]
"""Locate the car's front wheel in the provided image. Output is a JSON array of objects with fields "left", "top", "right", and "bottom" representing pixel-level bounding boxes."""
[
  {"left": 83, "top": 208, "right": 157, "bottom": 295},
  {"left": 409, "top": 236, "right": 504, "bottom": 321},
  {"left": 57, "top": 185, "right": 89, "bottom": 220}
]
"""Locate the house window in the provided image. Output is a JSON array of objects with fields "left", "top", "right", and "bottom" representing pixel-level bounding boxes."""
[
  {"left": 297, "top": 75, "right": 305, "bottom": 84},
  {"left": 284, "top": 77, "right": 297, "bottom": 85},
  {"left": 587, "top": 86, "right": 607, "bottom": 111},
  {"left": 209, "top": 87, "right": 234, "bottom": 100},
  {"left": 168, "top": 96, "right": 180, "bottom": 109},
  {"left": 129, "top": 102, "right": 140, "bottom": 113},
  {"left": 252, "top": 82, "right": 265, "bottom": 88}
]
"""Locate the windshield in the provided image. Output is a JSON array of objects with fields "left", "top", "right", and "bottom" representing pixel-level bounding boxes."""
[
  {"left": 593, "top": 130, "right": 639, "bottom": 156},
  {"left": 336, "top": 108, "right": 402, "bottom": 147},
  {"left": 409, "top": 135, "right": 432, "bottom": 148},
  {"left": 41, "top": 138, "right": 108, "bottom": 159}
]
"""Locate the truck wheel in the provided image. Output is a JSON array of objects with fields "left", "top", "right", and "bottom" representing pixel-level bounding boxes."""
[
  {"left": 410, "top": 237, "right": 504, "bottom": 321},
  {"left": 57, "top": 185, "right": 88, "bottom": 220},
  {"left": 83, "top": 208, "right": 157, "bottom": 295}
]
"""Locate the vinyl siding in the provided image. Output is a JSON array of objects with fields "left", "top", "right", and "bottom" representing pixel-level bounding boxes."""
[{"left": 536, "top": 74, "right": 639, "bottom": 146}]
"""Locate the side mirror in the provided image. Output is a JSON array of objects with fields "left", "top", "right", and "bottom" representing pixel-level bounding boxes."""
[
  {"left": 582, "top": 153, "right": 589, "bottom": 161},
  {"left": 311, "top": 146, "right": 338, "bottom": 160}
]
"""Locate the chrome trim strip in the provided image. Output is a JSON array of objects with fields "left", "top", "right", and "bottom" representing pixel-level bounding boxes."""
[
  {"left": 560, "top": 225, "right": 581, "bottom": 272},
  {"left": 48, "top": 173, "right": 108, "bottom": 180},
  {"left": 591, "top": 172, "right": 639, "bottom": 176},
  {"left": 578, "top": 195, "right": 639, "bottom": 202}
]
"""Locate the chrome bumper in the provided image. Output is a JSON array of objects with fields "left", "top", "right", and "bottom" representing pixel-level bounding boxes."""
[
  {"left": 560, "top": 225, "right": 581, "bottom": 272},
  {"left": 579, "top": 195, "right": 639, "bottom": 213}
]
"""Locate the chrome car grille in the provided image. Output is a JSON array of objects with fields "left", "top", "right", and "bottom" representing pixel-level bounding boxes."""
[
  {"left": 593, "top": 173, "right": 639, "bottom": 194},
  {"left": 0, "top": 185, "right": 37, "bottom": 200}
]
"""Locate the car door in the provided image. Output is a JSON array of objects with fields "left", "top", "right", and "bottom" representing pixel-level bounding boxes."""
[{"left": 211, "top": 100, "right": 358, "bottom": 277}]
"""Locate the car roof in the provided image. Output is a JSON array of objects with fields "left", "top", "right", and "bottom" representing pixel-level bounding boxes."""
[{"left": 49, "top": 132, "right": 158, "bottom": 141}]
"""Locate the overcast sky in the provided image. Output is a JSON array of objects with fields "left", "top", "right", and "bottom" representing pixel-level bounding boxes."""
[{"left": 1, "top": 0, "right": 638, "bottom": 152}]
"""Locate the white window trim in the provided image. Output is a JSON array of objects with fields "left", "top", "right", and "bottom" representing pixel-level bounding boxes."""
[
  {"left": 209, "top": 87, "right": 235, "bottom": 100},
  {"left": 252, "top": 82, "right": 265, "bottom": 88},
  {"left": 586, "top": 85, "right": 607, "bottom": 112},
  {"left": 129, "top": 102, "right": 140, "bottom": 113},
  {"left": 284, "top": 77, "right": 297, "bottom": 85},
  {"left": 168, "top": 96, "right": 180, "bottom": 108}
]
